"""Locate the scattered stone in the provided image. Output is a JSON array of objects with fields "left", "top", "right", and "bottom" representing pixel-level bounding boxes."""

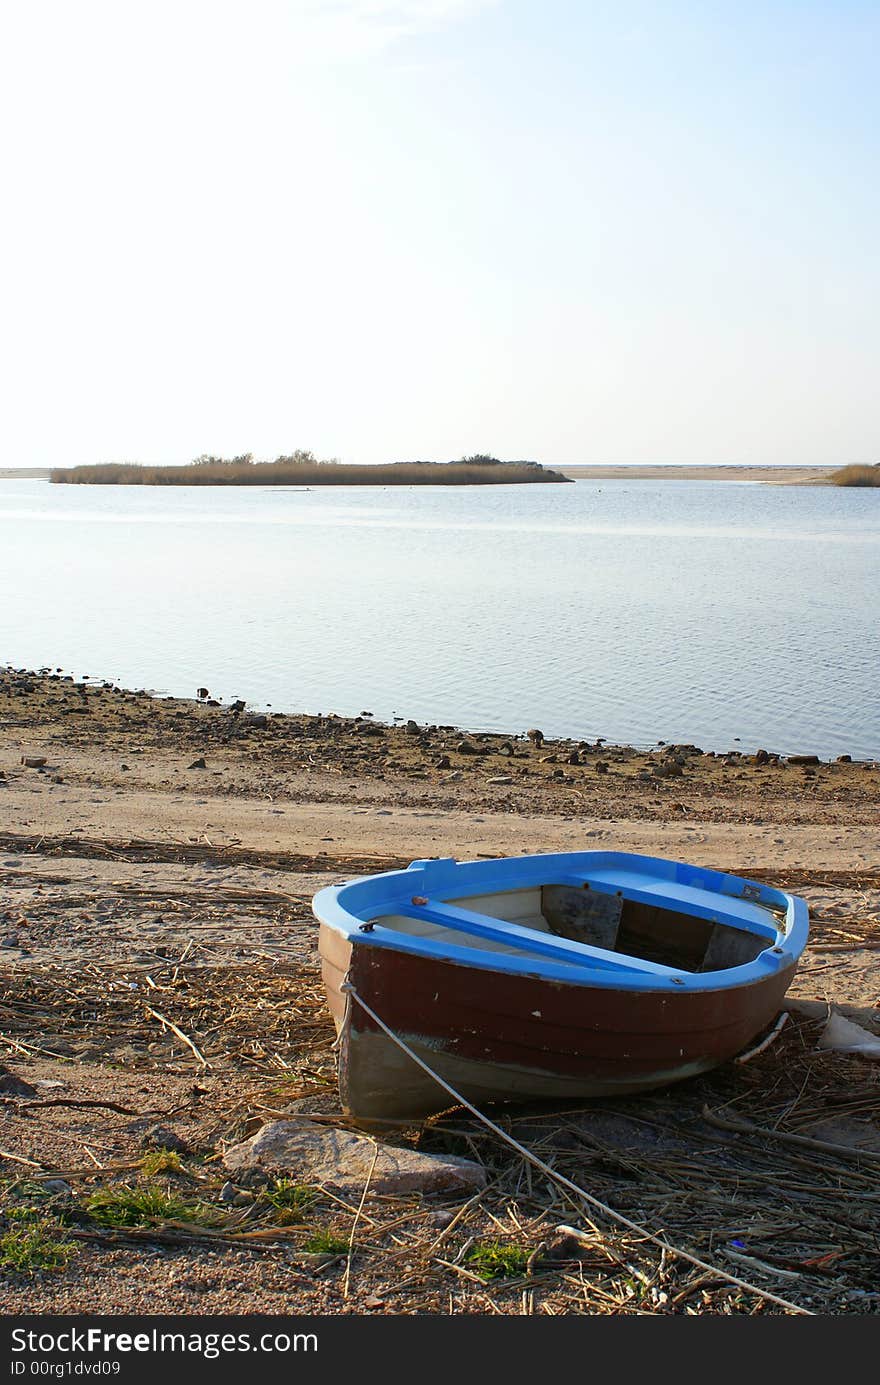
[
  {"left": 139, "top": 1124, "right": 189, "bottom": 1154},
  {"left": 228, "top": 700, "right": 246, "bottom": 715},
  {"left": 527, "top": 728, "right": 545, "bottom": 747},
  {"left": 435, "top": 755, "right": 451, "bottom": 770},
  {"left": 595, "top": 761, "right": 610, "bottom": 774},
  {"left": 223, "top": 1119, "right": 486, "bottom": 1198},
  {"left": 40, "top": 1179, "right": 73, "bottom": 1197},
  {"left": 0, "top": 1066, "right": 38, "bottom": 1097},
  {"left": 566, "top": 750, "right": 580, "bottom": 765},
  {"left": 788, "top": 754, "right": 821, "bottom": 765},
  {"left": 196, "top": 688, "right": 210, "bottom": 699},
  {"left": 836, "top": 754, "right": 852, "bottom": 764},
  {"left": 246, "top": 714, "right": 268, "bottom": 730},
  {"left": 20, "top": 756, "right": 47, "bottom": 768},
  {"left": 487, "top": 775, "right": 512, "bottom": 785},
  {"left": 456, "top": 740, "right": 480, "bottom": 755},
  {"left": 187, "top": 757, "right": 207, "bottom": 770},
  {"left": 404, "top": 720, "right": 421, "bottom": 735}
]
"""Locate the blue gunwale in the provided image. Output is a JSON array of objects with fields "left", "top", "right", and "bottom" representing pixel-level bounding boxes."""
[{"left": 312, "top": 850, "right": 808, "bottom": 994}]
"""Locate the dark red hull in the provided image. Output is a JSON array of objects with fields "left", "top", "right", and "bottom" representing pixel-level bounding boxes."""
[{"left": 324, "top": 932, "right": 795, "bottom": 1121}]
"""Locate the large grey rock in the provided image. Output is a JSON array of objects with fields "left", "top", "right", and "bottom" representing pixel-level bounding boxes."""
[{"left": 223, "top": 1119, "right": 486, "bottom": 1197}]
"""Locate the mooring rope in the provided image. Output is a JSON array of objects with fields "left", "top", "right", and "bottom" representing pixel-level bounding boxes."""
[{"left": 341, "top": 981, "right": 812, "bottom": 1316}]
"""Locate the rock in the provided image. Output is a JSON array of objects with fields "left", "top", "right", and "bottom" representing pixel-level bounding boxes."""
[
  {"left": 223, "top": 1119, "right": 486, "bottom": 1198},
  {"left": 40, "top": 1179, "right": 73, "bottom": 1197},
  {"left": 566, "top": 750, "right": 580, "bottom": 765},
  {"left": 219, "top": 1180, "right": 252, "bottom": 1205},
  {"left": 754, "top": 748, "right": 769, "bottom": 764},
  {"left": 0, "top": 1066, "right": 38, "bottom": 1097},
  {"left": 653, "top": 762, "right": 683, "bottom": 778},
  {"left": 20, "top": 756, "right": 47, "bottom": 768},
  {"left": 836, "top": 754, "right": 852, "bottom": 763},
  {"left": 187, "top": 757, "right": 207, "bottom": 770},
  {"left": 139, "top": 1124, "right": 189, "bottom": 1154},
  {"left": 435, "top": 755, "right": 451, "bottom": 770},
  {"left": 487, "top": 775, "right": 512, "bottom": 784},
  {"left": 526, "top": 728, "right": 544, "bottom": 747},
  {"left": 499, "top": 740, "right": 514, "bottom": 756},
  {"left": 595, "top": 761, "right": 609, "bottom": 774},
  {"left": 788, "top": 754, "right": 821, "bottom": 765},
  {"left": 456, "top": 740, "right": 479, "bottom": 755},
  {"left": 228, "top": 700, "right": 246, "bottom": 715},
  {"left": 404, "top": 720, "right": 421, "bottom": 735},
  {"left": 196, "top": 688, "right": 210, "bottom": 699},
  {"left": 246, "top": 714, "right": 268, "bottom": 730}
]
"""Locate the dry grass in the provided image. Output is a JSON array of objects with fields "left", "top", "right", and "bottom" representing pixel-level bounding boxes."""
[{"left": 828, "top": 464, "right": 880, "bottom": 487}]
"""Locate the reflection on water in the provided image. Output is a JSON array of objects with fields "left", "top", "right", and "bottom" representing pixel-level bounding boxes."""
[{"left": 2, "top": 477, "right": 878, "bottom": 758}]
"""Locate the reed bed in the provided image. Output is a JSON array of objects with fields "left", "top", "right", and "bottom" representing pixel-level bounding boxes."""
[
  {"left": 50, "top": 460, "right": 569, "bottom": 486},
  {"left": 828, "top": 464, "right": 880, "bottom": 487}
]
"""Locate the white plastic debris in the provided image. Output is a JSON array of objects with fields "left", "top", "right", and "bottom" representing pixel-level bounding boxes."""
[{"left": 817, "top": 1011, "right": 880, "bottom": 1058}]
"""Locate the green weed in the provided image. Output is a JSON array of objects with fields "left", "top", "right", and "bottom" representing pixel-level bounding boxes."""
[
  {"left": 0, "top": 1217, "right": 76, "bottom": 1275},
  {"left": 84, "top": 1185, "right": 222, "bottom": 1228},
  {"left": 302, "top": 1230, "right": 349, "bottom": 1256},
  {"left": 464, "top": 1241, "right": 532, "bottom": 1281}
]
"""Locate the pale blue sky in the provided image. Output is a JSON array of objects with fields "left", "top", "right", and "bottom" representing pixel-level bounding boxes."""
[{"left": 1, "top": 1, "right": 877, "bottom": 467}]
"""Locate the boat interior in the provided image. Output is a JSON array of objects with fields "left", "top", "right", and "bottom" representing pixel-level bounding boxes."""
[{"left": 372, "top": 882, "right": 770, "bottom": 974}]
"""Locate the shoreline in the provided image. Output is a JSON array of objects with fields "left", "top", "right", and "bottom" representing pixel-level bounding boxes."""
[
  {"left": 1, "top": 667, "right": 879, "bottom": 1315},
  {"left": 558, "top": 464, "right": 834, "bottom": 484}
]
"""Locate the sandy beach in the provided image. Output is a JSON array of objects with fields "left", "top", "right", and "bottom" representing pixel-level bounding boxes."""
[{"left": 2, "top": 669, "right": 879, "bottom": 1315}]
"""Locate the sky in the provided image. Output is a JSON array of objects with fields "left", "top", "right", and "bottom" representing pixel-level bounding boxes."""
[{"left": 1, "top": 1, "right": 877, "bottom": 468}]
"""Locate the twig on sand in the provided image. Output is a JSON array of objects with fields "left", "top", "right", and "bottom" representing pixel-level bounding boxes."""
[
  {"left": 342, "top": 1139, "right": 379, "bottom": 1299},
  {"left": 702, "top": 1103, "right": 880, "bottom": 1166},
  {"left": 0, "top": 1148, "right": 42, "bottom": 1168},
  {"left": 144, "top": 1006, "right": 207, "bottom": 1068}
]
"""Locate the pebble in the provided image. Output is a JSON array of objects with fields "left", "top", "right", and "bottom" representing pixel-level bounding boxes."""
[{"left": 139, "top": 1124, "right": 190, "bottom": 1154}]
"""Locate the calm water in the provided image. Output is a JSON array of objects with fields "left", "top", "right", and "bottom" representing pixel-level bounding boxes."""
[{"left": 2, "top": 477, "right": 878, "bottom": 758}]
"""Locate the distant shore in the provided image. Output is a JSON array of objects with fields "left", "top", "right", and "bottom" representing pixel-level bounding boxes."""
[
  {"left": 0, "top": 464, "right": 841, "bottom": 485},
  {"left": 558, "top": 465, "right": 834, "bottom": 484}
]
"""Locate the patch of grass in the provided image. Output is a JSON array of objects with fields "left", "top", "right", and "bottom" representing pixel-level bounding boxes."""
[
  {"left": 261, "top": 1180, "right": 316, "bottom": 1225},
  {"left": 464, "top": 1240, "right": 532, "bottom": 1281},
  {"left": 828, "top": 463, "right": 880, "bottom": 487},
  {"left": 0, "top": 1217, "right": 76, "bottom": 1275},
  {"left": 139, "top": 1149, "right": 185, "bottom": 1176},
  {"left": 302, "top": 1229, "right": 349, "bottom": 1256},
  {"left": 84, "top": 1185, "right": 223, "bottom": 1229}
]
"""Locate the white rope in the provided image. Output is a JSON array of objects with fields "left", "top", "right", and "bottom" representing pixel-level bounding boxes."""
[{"left": 341, "top": 981, "right": 812, "bottom": 1316}]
